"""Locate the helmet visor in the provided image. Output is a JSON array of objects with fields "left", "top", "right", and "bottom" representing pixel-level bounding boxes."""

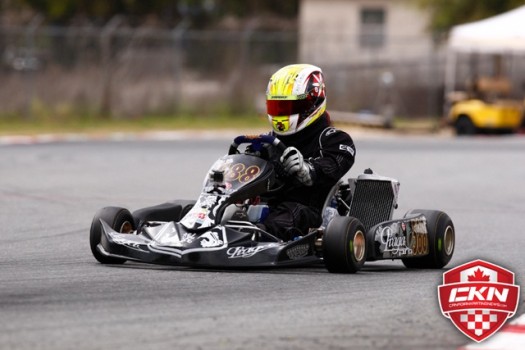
[{"left": 266, "top": 98, "right": 312, "bottom": 116}]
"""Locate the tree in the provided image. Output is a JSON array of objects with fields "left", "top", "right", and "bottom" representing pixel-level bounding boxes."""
[
  {"left": 415, "top": 0, "right": 525, "bottom": 33},
  {"left": 11, "top": 0, "right": 298, "bottom": 27}
]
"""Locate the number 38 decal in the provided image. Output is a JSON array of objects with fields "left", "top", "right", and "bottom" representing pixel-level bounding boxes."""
[{"left": 225, "top": 163, "right": 261, "bottom": 183}]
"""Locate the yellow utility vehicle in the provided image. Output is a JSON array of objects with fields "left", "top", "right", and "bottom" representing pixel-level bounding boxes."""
[{"left": 448, "top": 76, "right": 524, "bottom": 135}]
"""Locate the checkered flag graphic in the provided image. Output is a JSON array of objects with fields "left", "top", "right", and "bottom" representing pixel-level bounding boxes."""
[{"left": 460, "top": 310, "right": 499, "bottom": 336}]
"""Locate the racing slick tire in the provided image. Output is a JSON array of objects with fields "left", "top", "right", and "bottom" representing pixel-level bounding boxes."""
[
  {"left": 401, "top": 209, "right": 455, "bottom": 269},
  {"left": 323, "top": 216, "right": 367, "bottom": 273},
  {"left": 90, "top": 206, "right": 135, "bottom": 264},
  {"left": 131, "top": 199, "right": 196, "bottom": 227}
]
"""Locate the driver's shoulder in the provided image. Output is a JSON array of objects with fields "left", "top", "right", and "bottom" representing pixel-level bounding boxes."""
[{"left": 319, "top": 126, "right": 353, "bottom": 146}]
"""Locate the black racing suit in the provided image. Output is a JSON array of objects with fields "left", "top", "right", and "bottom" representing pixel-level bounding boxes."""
[{"left": 262, "top": 113, "right": 356, "bottom": 241}]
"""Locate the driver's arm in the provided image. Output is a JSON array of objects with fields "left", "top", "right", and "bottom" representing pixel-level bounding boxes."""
[{"left": 308, "top": 128, "right": 355, "bottom": 185}]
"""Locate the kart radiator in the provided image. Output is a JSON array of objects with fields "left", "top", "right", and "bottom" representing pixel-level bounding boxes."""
[{"left": 348, "top": 171, "right": 399, "bottom": 232}]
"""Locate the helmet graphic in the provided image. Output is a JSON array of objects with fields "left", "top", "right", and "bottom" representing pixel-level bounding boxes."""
[{"left": 266, "top": 64, "right": 327, "bottom": 136}]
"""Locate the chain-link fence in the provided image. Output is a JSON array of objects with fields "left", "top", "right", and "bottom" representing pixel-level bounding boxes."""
[
  {"left": 0, "top": 24, "right": 298, "bottom": 119},
  {"left": 2, "top": 23, "right": 497, "bottom": 120}
]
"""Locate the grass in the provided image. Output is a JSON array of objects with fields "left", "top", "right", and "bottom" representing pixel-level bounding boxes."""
[
  {"left": 0, "top": 110, "right": 445, "bottom": 137},
  {"left": 393, "top": 117, "right": 441, "bottom": 131},
  {"left": 0, "top": 113, "right": 271, "bottom": 136}
]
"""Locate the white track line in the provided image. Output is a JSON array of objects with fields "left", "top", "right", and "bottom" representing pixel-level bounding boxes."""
[{"left": 458, "top": 313, "right": 525, "bottom": 350}]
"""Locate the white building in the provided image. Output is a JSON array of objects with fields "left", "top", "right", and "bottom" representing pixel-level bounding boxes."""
[
  {"left": 298, "top": 0, "right": 444, "bottom": 117},
  {"left": 299, "top": 0, "right": 435, "bottom": 66}
]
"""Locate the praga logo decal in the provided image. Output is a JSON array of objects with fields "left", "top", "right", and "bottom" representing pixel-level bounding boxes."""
[
  {"left": 226, "top": 245, "right": 277, "bottom": 259},
  {"left": 438, "top": 260, "right": 520, "bottom": 342},
  {"left": 375, "top": 216, "right": 428, "bottom": 258}
]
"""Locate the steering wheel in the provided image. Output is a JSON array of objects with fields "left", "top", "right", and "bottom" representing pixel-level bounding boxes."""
[
  {"left": 228, "top": 134, "right": 288, "bottom": 193},
  {"left": 228, "top": 134, "right": 286, "bottom": 156}
]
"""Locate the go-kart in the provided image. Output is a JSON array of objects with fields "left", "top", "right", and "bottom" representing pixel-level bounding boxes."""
[{"left": 89, "top": 134, "right": 455, "bottom": 273}]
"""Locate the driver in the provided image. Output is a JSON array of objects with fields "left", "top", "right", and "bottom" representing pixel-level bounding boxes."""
[{"left": 261, "top": 64, "right": 356, "bottom": 241}]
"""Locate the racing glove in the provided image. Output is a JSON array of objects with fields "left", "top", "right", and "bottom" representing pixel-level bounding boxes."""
[{"left": 280, "top": 147, "right": 313, "bottom": 186}]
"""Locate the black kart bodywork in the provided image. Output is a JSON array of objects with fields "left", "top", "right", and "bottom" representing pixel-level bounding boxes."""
[{"left": 90, "top": 135, "right": 455, "bottom": 273}]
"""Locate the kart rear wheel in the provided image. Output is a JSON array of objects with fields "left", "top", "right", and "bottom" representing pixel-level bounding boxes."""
[
  {"left": 323, "top": 216, "right": 367, "bottom": 273},
  {"left": 90, "top": 206, "right": 135, "bottom": 264},
  {"left": 401, "top": 209, "right": 455, "bottom": 269}
]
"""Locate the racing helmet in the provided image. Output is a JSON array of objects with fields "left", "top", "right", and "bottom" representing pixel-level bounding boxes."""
[{"left": 266, "top": 64, "right": 327, "bottom": 136}]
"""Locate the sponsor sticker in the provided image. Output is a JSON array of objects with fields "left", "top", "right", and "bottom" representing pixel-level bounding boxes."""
[
  {"left": 339, "top": 144, "right": 355, "bottom": 156},
  {"left": 199, "top": 231, "right": 224, "bottom": 248},
  {"left": 180, "top": 233, "right": 196, "bottom": 244},
  {"left": 438, "top": 259, "right": 520, "bottom": 343},
  {"left": 272, "top": 116, "right": 289, "bottom": 133},
  {"left": 407, "top": 218, "right": 429, "bottom": 256}
]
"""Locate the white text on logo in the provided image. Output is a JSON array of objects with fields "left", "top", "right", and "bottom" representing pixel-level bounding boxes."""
[{"left": 448, "top": 286, "right": 509, "bottom": 303}]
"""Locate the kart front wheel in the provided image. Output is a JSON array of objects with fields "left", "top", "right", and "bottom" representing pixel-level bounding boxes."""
[
  {"left": 323, "top": 216, "right": 367, "bottom": 273},
  {"left": 401, "top": 209, "right": 455, "bottom": 269},
  {"left": 455, "top": 116, "right": 476, "bottom": 135},
  {"left": 132, "top": 199, "right": 196, "bottom": 227},
  {"left": 90, "top": 206, "right": 135, "bottom": 264}
]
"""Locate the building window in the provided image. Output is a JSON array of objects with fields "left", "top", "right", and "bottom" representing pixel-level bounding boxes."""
[{"left": 359, "top": 8, "right": 386, "bottom": 48}]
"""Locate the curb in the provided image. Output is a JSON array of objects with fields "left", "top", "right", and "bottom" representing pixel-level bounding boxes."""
[
  {"left": 0, "top": 130, "right": 252, "bottom": 146},
  {"left": 0, "top": 127, "right": 453, "bottom": 146}
]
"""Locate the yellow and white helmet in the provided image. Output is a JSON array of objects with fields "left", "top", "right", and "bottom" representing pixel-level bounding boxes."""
[{"left": 266, "top": 64, "right": 327, "bottom": 136}]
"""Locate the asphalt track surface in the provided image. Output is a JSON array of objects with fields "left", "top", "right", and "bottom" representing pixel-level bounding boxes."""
[{"left": 1, "top": 132, "right": 524, "bottom": 350}]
